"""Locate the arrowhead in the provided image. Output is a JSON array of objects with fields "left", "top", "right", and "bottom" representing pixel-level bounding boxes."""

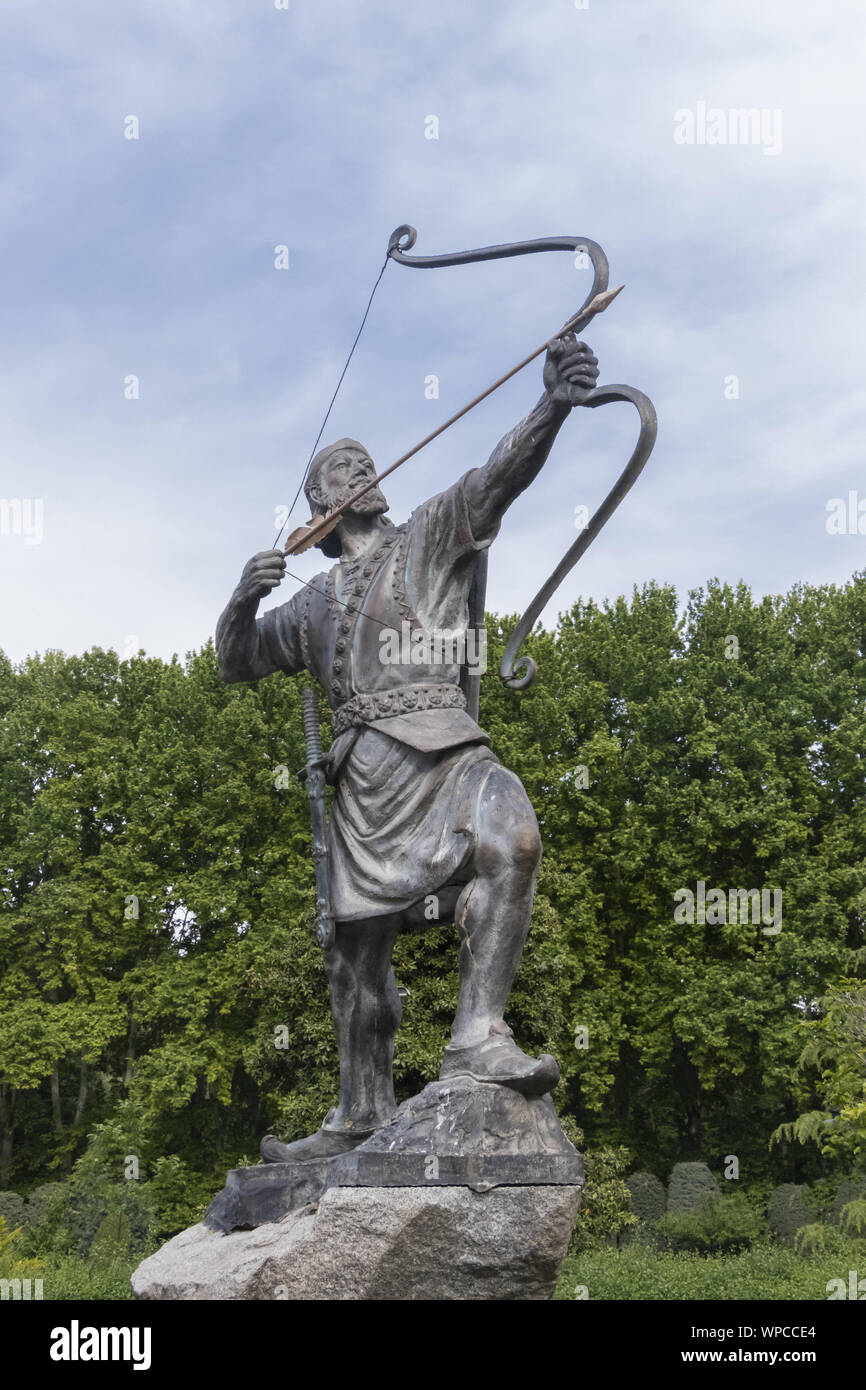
[
  {"left": 553, "top": 285, "right": 625, "bottom": 341},
  {"left": 587, "top": 284, "right": 625, "bottom": 315}
]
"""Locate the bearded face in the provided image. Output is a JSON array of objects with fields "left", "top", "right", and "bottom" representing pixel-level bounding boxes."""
[{"left": 313, "top": 448, "right": 388, "bottom": 518}]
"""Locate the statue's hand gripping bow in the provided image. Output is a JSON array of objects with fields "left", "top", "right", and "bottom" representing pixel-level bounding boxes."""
[{"left": 387, "top": 225, "right": 657, "bottom": 690}]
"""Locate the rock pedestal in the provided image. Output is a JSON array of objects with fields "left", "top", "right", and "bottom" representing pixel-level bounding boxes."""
[
  {"left": 131, "top": 1185, "right": 580, "bottom": 1300},
  {"left": 132, "top": 1079, "right": 583, "bottom": 1301}
]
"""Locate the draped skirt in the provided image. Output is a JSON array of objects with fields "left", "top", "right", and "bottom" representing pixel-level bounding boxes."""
[{"left": 327, "top": 727, "right": 498, "bottom": 922}]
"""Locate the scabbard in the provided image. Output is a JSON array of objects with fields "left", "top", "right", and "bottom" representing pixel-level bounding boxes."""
[{"left": 300, "top": 688, "right": 335, "bottom": 951}]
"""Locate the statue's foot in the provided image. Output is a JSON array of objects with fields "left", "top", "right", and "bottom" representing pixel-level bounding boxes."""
[
  {"left": 439, "top": 1023, "right": 560, "bottom": 1097},
  {"left": 260, "top": 1127, "right": 372, "bottom": 1165}
]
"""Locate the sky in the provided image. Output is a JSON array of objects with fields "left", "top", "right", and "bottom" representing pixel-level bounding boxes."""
[{"left": 1, "top": 0, "right": 864, "bottom": 664}]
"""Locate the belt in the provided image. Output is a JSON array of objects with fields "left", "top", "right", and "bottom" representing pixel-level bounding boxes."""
[{"left": 331, "top": 682, "right": 467, "bottom": 738}]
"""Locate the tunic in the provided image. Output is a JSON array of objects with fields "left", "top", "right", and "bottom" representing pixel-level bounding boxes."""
[{"left": 248, "top": 472, "right": 502, "bottom": 921}]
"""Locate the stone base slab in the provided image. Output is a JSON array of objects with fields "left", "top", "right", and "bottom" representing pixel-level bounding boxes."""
[
  {"left": 203, "top": 1159, "right": 332, "bottom": 1234},
  {"left": 203, "top": 1077, "right": 584, "bottom": 1233}
]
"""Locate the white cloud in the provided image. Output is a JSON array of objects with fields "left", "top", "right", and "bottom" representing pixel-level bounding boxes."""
[{"left": 1, "top": 0, "right": 864, "bottom": 661}]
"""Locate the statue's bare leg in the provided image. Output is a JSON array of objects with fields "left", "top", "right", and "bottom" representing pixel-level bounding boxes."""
[
  {"left": 261, "top": 912, "right": 402, "bottom": 1162},
  {"left": 324, "top": 911, "right": 403, "bottom": 1133},
  {"left": 441, "top": 763, "right": 559, "bottom": 1095}
]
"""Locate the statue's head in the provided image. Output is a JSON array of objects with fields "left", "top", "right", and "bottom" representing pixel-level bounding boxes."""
[{"left": 304, "top": 438, "right": 389, "bottom": 558}]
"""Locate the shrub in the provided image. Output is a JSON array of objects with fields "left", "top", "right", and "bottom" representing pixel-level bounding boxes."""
[
  {"left": 24, "top": 1171, "right": 157, "bottom": 1259},
  {"left": 18, "top": 1183, "right": 72, "bottom": 1256},
  {"left": 838, "top": 1198, "right": 866, "bottom": 1247},
  {"left": 828, "top": 1176, "right": 866, "bottom": 1228},
  {"left": 27, "top": 1252, "right": 137, "bottom": 1301},
  {"left": 667, "top": 1162, "right": 719, "bottom": 1214},
  {"left": 0, "top": 1191, "right": 27, "bottom": 1231},
  {"left": 90, "top": 1210, "right": 133, "bottom": 1259},
  {"left": 794, "top": 1223, "right": 827, "bottom": 1255},
  {"left": 557, "top": 1114, "right": 585, "bottom": 1151},
  {"left": 570, "top": 1146, "right": 638, "bottom": 1253},
  {"left": 26, "top": 1183, "right": 67, "bottom": 1226},
  {"left": 768, "top": 1183, "right": 819, "bottom": 1247},
  {"left": 657, "top": 1191, "right": 764, "bottom": 1254},
  {"left": 146, "top": 1156, "right": 219, "bottom": 1241},
  {"left": 70, "top": 1178, "right": 156, "bottom": 1258},
  {"left": 626, "top": 1172, "right": 666, "bottom": 1224},
  {"left": 0, "top": 1216, "right": 43, "bottom": 1283},
  {"left": 556, "top": 1230, "right": 860, "bottom": 1301}
]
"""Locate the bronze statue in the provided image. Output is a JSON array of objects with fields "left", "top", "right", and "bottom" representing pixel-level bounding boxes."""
[{"left": 215, "top": 226, "right": 656, "bottom": 1164}]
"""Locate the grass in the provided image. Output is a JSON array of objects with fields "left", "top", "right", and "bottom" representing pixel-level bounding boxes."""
[
  {"left": 555, "top": 1238, "right": 859, "bottom": 1300},
  {"left": 0, "top": 1248, "right": 143, "bottom": 1300},
  {"left": 2, "top": 1216, "right": 857, "bottom": 1302},
  {"left": 12, "top": 1243, "right": 853, "bottom": 1302}
]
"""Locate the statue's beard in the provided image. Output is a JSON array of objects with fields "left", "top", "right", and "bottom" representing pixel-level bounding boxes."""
[{"left": 331, "top": 486, "right": 388, "bottom": 516}]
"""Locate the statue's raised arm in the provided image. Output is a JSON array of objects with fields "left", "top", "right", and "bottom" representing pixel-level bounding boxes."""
[{"left": 463, "top": 333, "right": 598, "bottom": 540}]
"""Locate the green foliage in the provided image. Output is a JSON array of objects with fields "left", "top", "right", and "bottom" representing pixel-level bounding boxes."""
[
  {"left": 829, "top": 1178, "right": 865, "bottom": 1224},
  {"left": 23, "top": 1251, "right": 137, "bottom": 1301},
  {"left": 1, "top": 572, "right": 864, "bottom": 1219},
  {"left": 767, "top": 1183, "right": 818, "bottom": 1247},
  {"left": 0, "top": 1215, "right": 43, "bottom": 1285},
  {"left": 90, "top": 1209, "right": 132, "bottom": 1259},
  {"left": 657, "top": 1191, "right": 764, "bottom": 1254},
  {"left": 534, "top": 575, "right": 866, "bottom": 1175},
  {"left": 626, "top": 1172, "right": 667, "bottom": 1223},
  {"left": 19, "top": 1182, "right": 70, "bottom": 1253},
  {"left": 15, "top": 1116, "right": 220, "bottom": 1257},
  {"left": 0, "top": 1210, "right": 136, "bottom": 1299},
  {"left": 146, "top": 1156, "right": 218, "bottom": 1240},
  {"left": 0, "top": 1191, "right": 27, "bottom": 1230},
  {"left": 771, "top": 983, "right": 866, "bottom": 1166},
  {"left": 791, "top": 1199, "right": 866, "bottom": 1261},
  {"left": 666, "top": 1161, "right": 719, "bottom": 1214},
  {"left": 46, "top": 1174, "right": 155, "bottom": 1259},
  {"left": 794, "top": 1223, "right": 827, "bottom": 1255},
  {"left": 839, "top": 1197, "right": 866, "bottom": 1241},
  {"left": 570, "top": 1145, "right": 637, "bottom": 1252},
  {"left": 557, "top": 1113, "right": 584, "bottom": 1152},
  {"left": 556, "top": 1229, "right": 861, "bottom": 1300},
  {"left": 0, "top": 1216, "right": 23, "bottom": 1260}
]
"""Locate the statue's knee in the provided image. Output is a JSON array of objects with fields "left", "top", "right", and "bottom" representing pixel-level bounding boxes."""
[
  {"left": 512, "top": 821, "right": 542, "bottom": 875},
  {"left": 476, "top": 818, "right": 541, "bottom": 879},
  {"left": 324, "top": 951, "right": 352, "bottom": 994}
]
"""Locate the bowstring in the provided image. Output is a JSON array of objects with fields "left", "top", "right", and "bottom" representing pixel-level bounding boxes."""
[
  {"left": 283, "top": 566, "right": 393, "bottom": 633},
  {"left": 271, "top": 254, "right": 391, "bottom": 551}
]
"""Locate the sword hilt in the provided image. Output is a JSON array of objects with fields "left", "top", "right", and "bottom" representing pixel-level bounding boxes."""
[{"left": 302, "top": 688, "right": 323, "bottom": 760}]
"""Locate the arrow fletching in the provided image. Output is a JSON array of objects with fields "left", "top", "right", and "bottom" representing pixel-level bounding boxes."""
[{"left": 283, "top": 513, "right": 341, "bottom": 556}]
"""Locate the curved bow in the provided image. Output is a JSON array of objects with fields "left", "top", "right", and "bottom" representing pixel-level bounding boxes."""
[
  {"left": 500, "top": 383, "right": 657, "bottom": 688},
  {"left": 385, "top": 225, "right": 658, "bottom": 691}
]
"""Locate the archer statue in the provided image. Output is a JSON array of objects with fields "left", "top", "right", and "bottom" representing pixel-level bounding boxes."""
[{"left": 215, "top": 226, "right": 656, "bottom": 1163}]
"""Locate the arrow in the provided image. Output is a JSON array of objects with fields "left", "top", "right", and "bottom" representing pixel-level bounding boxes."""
[{"left": 282, "top": 285, "right": 624, "bottom": 557}]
